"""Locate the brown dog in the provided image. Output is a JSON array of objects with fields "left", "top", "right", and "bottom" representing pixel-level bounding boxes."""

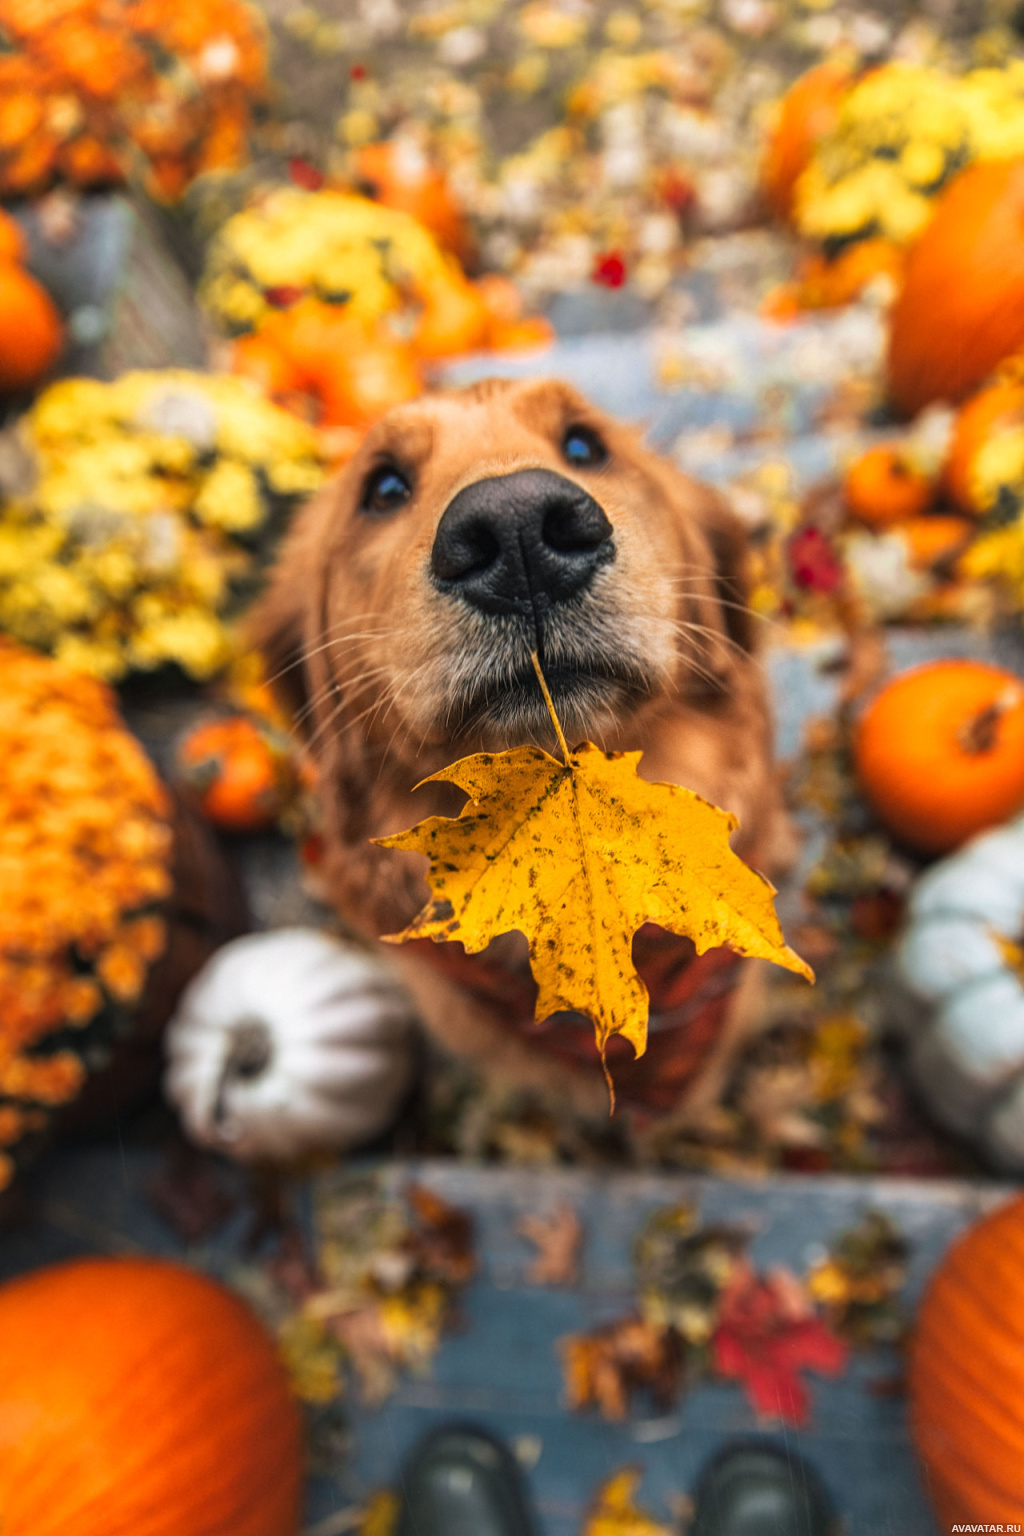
[{"left": 254, "top": 378, "right": 791, "bottom": 1119}]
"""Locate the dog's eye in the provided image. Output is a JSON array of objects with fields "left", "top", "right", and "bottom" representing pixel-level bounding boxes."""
[
  {"left": 562, "top": 426, "right": 608, "bottom": 469},
  {"left": 361, "top": 464, "right": 412, "bottom": 514}
]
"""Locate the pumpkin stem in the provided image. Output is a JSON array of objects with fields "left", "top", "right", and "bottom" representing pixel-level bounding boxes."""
[
  {"left": 958, "top": 687, "right": 1022, "bottom": 754},
  {"left": 213, "top": 1018, "right": 273, "bottom": 1127}
]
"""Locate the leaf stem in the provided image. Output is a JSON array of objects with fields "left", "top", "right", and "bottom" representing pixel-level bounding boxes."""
[{"left": 531, "top": 651, "right": 571, "bottom": 765}]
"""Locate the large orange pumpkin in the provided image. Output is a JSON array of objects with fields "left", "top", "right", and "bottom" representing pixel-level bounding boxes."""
[
  {"left": 910, "top": 1193, "right": 1024, "bottom": 1528},
  {"left": 888, "top": 159, "right": 1024, "bottom": 418},
  {"left": 945, "top": 376, "right": 1024, "bottom": 514},
  {"left": 0, "top": 258, "right": 62, "bottom": 391},
  {"left": 853, "top": 661, "right": 1024, "bottom": 853},
  {"left": 760, "top": 57, "right": 854, "bottom": 222},
  {"left": 0, "top": 1256, "right": 303, "bottom": 1536}
]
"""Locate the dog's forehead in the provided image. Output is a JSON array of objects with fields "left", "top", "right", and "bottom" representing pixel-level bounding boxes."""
[{"left": 379, "top": 377, "right": 603, "bottom": 445}]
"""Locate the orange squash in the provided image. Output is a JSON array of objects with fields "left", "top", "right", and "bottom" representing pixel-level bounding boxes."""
[
  {"left": 888, "top": 159, "right": 1024, "bottom": 417},
  {"left": 0, "top": 258, "right": 62, "bottom": 391},
  {"left": 843, "top": 444, "right": 935, "bottom": 527},
  {"left": 853, "top": 660, "right": 1024, "bottom": 853},
  {"left": 241, "top": 300, "right": 423, "bottom": 429},
  {"left": 353, "top": 138, "right": 475, "bottom": 266},
  {"left": 0, "top": 1255, "right": 303, "bottom": 1536},
  {"left": 896, "top": 514, "right": 975, "bottom": 570},
  {"left": 910, "top": 1193, "right": 1024, "bottom": 1530},
  {"left": 945, "top": 377, "right": 1024, "bottom": 514},
  {"left": 760, "top": 57, "right": 854, "bottom": 222},
  {"left": 177, "top": 714, "right": 297, "bottom": 832}
]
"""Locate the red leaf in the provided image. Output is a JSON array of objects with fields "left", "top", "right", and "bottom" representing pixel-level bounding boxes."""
[
  {"left": 289, "top": 158, "right": 325, "bottom": 191},
  {"left": 787, "top": 525, "right": 843, "bottom": 593},
  {"left": 264, "top": 285, "right": 306, "bottom": 309},
  {"left": 712, "top": 1264, "right": 847, "bottom": 1425},
  {"left": 592, "top": 250, "right": 627, "bottom": 289}
]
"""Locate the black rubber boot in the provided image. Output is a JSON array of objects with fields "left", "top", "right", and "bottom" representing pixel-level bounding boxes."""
[
  {"left": 690, "top": 1443, "right": 838, "bottom": 1536},
  {"left": 394, "top": 1424, "right": 541, "bottom": 1536}
]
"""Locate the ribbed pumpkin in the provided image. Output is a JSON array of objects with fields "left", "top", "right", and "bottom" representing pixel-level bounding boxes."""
[
  {"left": 853, "top": 661, "right": 1024, "bottom": 854},
  {"left": 760, "top": 57, "right": 854, "bottom": 222},
  {"left": 0, "top": 1256, "right": 303, "bottom": 1536},
  {"left": 888, "top": 159, "right": 1024, "bottom": 417},
  {"left": 910, "top": 1193, "right": 1024, "bottom": 1528}
]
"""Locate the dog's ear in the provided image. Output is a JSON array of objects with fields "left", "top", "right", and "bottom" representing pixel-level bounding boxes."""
[
  {"left": 695, "top": 487, "right": 756, "bottom": 655},
  {"left": 246, "top": 486, "right": 338, "bottom": 733}
]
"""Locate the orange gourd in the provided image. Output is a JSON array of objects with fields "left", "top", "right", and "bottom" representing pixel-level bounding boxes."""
[
  {"left": 910, "top": 1193, "right": 1024, "bottom": 1529},
  {"left": 945, "top": 377, "right": 1024, "bottom": 514},
  {"left": 896, "top": 514, "right": 974, "bottom": 570},
  {"left": 177, "top": 714, "right": 296, "bottom": 832},
  {"left": 0, "top": 1256, "right": 303, "bottom": 1536},
  {"left": 0, "top": 258, "right": 62, "bottom": 391},
  {"left": 760, "top": 57, "right": 854, "bottom": 222},
  {"left": 413, "top": 269, "right": 490, "bottom": 360},
  {"left": 888, "top": 159, "right": 1024, "bottom": 417},
  {"left": 794, "top": 238, "right": 905, "bottom": 309},
  {"left": 0, "top": 208, "right": 25, "bottom": 262},
  {"left": 238, "top": 299, "right": 423, "bottom": 429},
  {"left": 353, "top": 139, "right": 475, "bottom": 266},
  {"left": 854, "top": 660, "right": 1024, "bottom": 853},
  {"left": 843, "top": 445, "right": 935, "bottom": 527}
]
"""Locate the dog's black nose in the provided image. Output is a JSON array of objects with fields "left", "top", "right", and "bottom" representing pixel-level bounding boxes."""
[{"left": 431, "top": 469, "right": 614, "bottom": 616}]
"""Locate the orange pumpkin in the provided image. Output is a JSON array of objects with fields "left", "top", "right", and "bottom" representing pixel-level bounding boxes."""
[
  {"left": 353, "top": 139, "right": 475, "bottom": 266},
  {"left": 0, "top": 1255, "right": 303, "bottom": 1536},
  {"left": 0, "top": 259, "right": 62, "bottom": 391},
  {"left": 177, "top": 714, "right": 295, "bottom": 832},
  {"left": 896, "top": 514, "right": 975, "bottom": 570},
  {"left": 236, "top": 300, "right": 423, "bottom": 431},
  {"left": 843, "top": 444, "right": 935, "bottom": 528},
  {"left": 888, "top": 159, "right": 1024, "bottom": 417},
  {"left": 760, "top": 57, "right": 854, "bottom": 222},
  {"left": 413, "top": 269, "right": 490, "bottom": 360},
  {"left": 910, "top": 1193, "right": 1024, "bottom": 1529},
  {"left": 794, "top": 238, "right": 905, "bottom": 310},
  {"left": 0, "top": 209, "right": 25, "bottom": 262},
  {"left": 853, "top": 660, "right": 1024, "bottom": 853},
  {"left": 945, "top": 377, "right": 1024, "bottom": 514}
]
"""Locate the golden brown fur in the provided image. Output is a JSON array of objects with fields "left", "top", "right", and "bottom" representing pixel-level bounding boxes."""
[{"left": 254, "top": 377, "right": 790, "bottom": 1116}]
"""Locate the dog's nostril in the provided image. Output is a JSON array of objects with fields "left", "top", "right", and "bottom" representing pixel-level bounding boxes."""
[
  {"left": 432, "top": 518, "right": 501, "bottom": 582},
  {"left": 543, "top": 499, "right": 613, "bottom": 554}
]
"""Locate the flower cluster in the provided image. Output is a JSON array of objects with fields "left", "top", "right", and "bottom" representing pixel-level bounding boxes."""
[
  {"left": 0, "top": 371, "right": 324, "bottom": 681},
  {"left": 201, "top": 187, "right": 462, "bottom": 334},
  {"left": 0, "top": 0, "right": 268, "bottom": 200},
  {"left": 797, "top": 61, "right": 1024, "bottom": 248},
  {"left": 0, "top": 641, "right": 174, "bottom": 1190}
]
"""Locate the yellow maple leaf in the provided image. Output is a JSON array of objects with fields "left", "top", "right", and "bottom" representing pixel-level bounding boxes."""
[
  {"left": 582, "top": 1468, "right": 674, "bottom": 1536},
  {"left": 376, "top": 658, "right": 811, "bottom": 1082}
]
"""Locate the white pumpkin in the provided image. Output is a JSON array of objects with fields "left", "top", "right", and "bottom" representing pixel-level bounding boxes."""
[
  {"left": 164, "top": 928, "right": 419, "bottom": 1162},
  {"left": 893, "top": 813, "right": 1024, "bottom": 1168}
]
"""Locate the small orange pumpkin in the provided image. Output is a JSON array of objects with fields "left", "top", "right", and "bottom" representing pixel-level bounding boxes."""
[
  {"left": 0, "top": 208, "right": 25, "bottom": 262},
  {"left": 945, "top": 376, "right": 1024, "bottom": 514},
  {"left": 910, "top": 1193, "right": 1024, "bottom": 1530},
  {"left": 0, "top": 258, "right": 62, "bottom": 391},
  {"left": 794, "top": 239, "right": 905, "bottom": 310},
  {"left": 0, "top": 1256, "right": 303, "bottom": 1536},
  {"left": 896, "top": 514, "right": 975, "bottom": 570},
  {"left": 853, "top": 660, "right": 1024, "bottom": 853},
  {"left": 760, "top": 56, "right": 854, "bottom": 222},
  {"left": 843, "top": 445, "right": 935, "bottom": 527},
  {"left": 177, "top": 714, "right": 296, "bottom": 832},
  {"left": 237, "top": 300, "right": 423, "bottom": 429},
  {"left": 413, "top": 268, "right": 491, "bottom": 360},
  {"left": 353, "top": 138, "right": 475, "bottom": 266},
  {"left": 888, "top": 158, "right": 1024, "bottom": 417}
]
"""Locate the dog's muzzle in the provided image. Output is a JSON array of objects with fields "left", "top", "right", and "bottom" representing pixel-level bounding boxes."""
[{"left": 430, "top": 469, "right": 615, "bottom": 618}]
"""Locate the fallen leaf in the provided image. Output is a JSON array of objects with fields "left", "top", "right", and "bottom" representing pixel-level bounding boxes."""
[
  {"left": 377, "top": 657, "right": 812, "bottom": 1082},
  {"left": 582, "top": 1468, "right": 675, "bottom": 1536},
  {"left": 561, "top": 1315, "right": 682, "bottom": 1420},
  {"left": 711, "top": 1260, "right": 847, "bottom": 1424},
  {"left": 518, "top": 1203, "right": 583, "bottom": 1286}
]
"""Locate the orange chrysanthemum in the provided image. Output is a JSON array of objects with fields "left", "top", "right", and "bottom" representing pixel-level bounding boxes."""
[{"left": 0, "top": 640, "right": 173, "bottom": 1187}]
